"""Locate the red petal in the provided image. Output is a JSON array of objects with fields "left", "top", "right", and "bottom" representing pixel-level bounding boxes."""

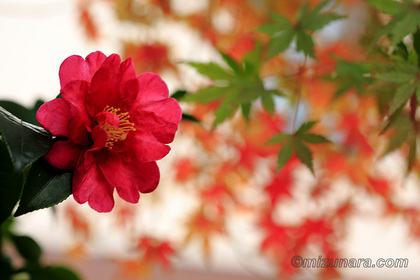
[
  {"left": 36, "top": 98, "right": 71, "bottom": 136},
  {"left": 44, "top": 140, "right": 82, "bottom": 169},
  {"left": 99, "top": 153, "right": 140, "bottom": 203},
  {"left": 91, "top": 126, "right": 107, "bottom": 150},
  {"left": 87, "top": 55, "right": 138, "bottom": 117},
  {"left": 136, "top": 72, "right": 169, "bottom": 105},
  {"left": 128, "top": 134, "right": 171, "bottom": 162},
  {"left": 144, "top": 98, "right": 182, "bottom": 124},
  {"left": 61, "top": 80, "right": 91, "bottom": 127},
  {"left": 140, "top": 98, "right": 182, "bottom": 143},
  {"left": 131, "top": 161, "right": 160, "bottom": 193},
  {"left": 73, "top": 151, "right": 115, "bottom": 212},
  {"left": 59, "top": 51, "right": 106, "bottom": 88}
]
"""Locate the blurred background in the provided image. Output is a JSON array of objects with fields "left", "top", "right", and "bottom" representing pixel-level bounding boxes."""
[{"left": 1, "top": 0, "right": 420, "bottom": 279}]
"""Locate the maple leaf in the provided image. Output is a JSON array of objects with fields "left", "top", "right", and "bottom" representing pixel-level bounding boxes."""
[
  {"left": 259, "top": 0, "right": 343, "bottom": 58},
  {"left": 174, "top": 157, "right": 198, "bottom": 182},
  {"left": 182, "top": 207, "right": 225, "bottom": 258},
  {"left": 367, "top": 176, "right": 392, "bottom": 199},
  {"left": 368, "top": 0, "right": 420, "bottom": 45},
  {"left": 137, "top": 237, "right": 175, "bottom": 270},
  {"left": 259, "top": 213, "right": 294, "bottom": 255},
  {"left": 186, "top": 48, "right": 283, "bottom": 126},
  {"left": 123, "top": 42, "right": 176, "bottom": 74},
  {"left": 267, "top": 121, "right": 330, "bottom": 174},
  {"left": 376, "top": 60, "right": 420, "bottom": 116},
  {"left": 78, "top": 2, "right": 98, "bottom": 40},
  {"left": 264, "top": 158, "right": 298, "bottom": 207}
]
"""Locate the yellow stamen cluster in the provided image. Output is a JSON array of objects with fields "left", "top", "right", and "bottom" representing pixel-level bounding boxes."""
[{"left": 101, "top": 105, "right": 136, "bottom": 149}]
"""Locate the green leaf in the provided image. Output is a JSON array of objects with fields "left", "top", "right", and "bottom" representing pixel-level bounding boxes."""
[
  {"left": 0, "top": 141, "right": 23, "bottom": 225},
  {"left": 220, "top": 52, "right": 241, "bottom": 73},
  {"left": 367, "top": 0, "right": 403, "bottom": 15},
  {"left": 189, "top": 62, "right": 231, "bottom": 80},
  {"left": 267, "top": 133, "right": 290, "bottom": 145},
  {"left": 170, "top": 90, "right": 187, "bottom": 100},
  {"left": 296, "top": 30, "right": 315, "bottom": 58},
  {"left": 0, "top": 100, "right": 43, "bottom": 126},
  {"left": 301, "top": 0, "right": 344, "bottom": 31},
  {"left": 380, "top": 106, "right": 403, "bottom": 134},
  {"left": 389, "top": 81, "right": 417, "bottom": 115},
  {"left": 0, "top": 107, "right": 53, "bottom": 173},
  {"left": 241, "top": 103, "right": 252, "bottom": 122},
  {"left": 333, "top": 59, "right": 373, "bottom": 95},
  {"left": 261, "top": 93, "right": 275, "bottom": 115},
  {"left": 213, "top": 99, "right": 238, "bottom": 127},
  {"left": 295, "top": 140, "right": 314, "bottom": 174},
  {"left": 276, "top": 140, "right": 294, "bottom": 171},
  {"left": 267, "top": 29, "right": 295, "bottom": 58},
  {"left": 390, "top": 10, "right": 418, "bottom": 45},
  {"left": 11, "top": 234, "right": 42, "bottom": 264},
  {"left": 413, "top": 28, "right": 420, "bottom": 66},
  {"left": 258, "top": 14, "right": 292, "bottom": 35},
  {"left": 296, "top": 121, "right": 317, "bottom": 134},
  {"left": 14, "top": 158, "right": 72, "bottom": 217},
  {"left": 23, "top": 266, "right": 83, "bottom": 280},
  {"left": 376, "top": 72, "right": 414, "bottom": 83},
  {"left": 301, "top": 133, "right": 330, "bottom": 144},
  {"left": 183, "top": 86, "right": 226, "bottom": 103},
  {"left": 181, "top": 113, "right": 200, "bottom": 123}
]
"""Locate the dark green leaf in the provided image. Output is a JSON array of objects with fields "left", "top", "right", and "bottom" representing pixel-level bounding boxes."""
[
  {"left": 390, "top": 10, "right": 418, "bottom": 45},
  {"left": 11, "top": 234, "right": 42, "bottom": 263},
  {"left": 181, "top": 113, "right": 200, "bottom": 123},
  {"left": 389, "top": 82, "right": 417, "bottom": 115},
  {"left": 380, "top": 106, "right": 403, "bottom": 134},
  {"left": 267, "top": 133, "right": 290, "bottom": 145},
  {"left": 189, "top": 62, "right": 231, "bottom": 80},
  {"left": 413, "top": 28, "right": 420, "bottom": 66},
  {"left": 296, "top": 121, "right": 317, "bottom": 134},
  {"left": 393, "top": 41, "right": 409, "bottom": 60},
  {"left": 296, "top": 31, "right": 315, "bottom": 58},
  {"left": 0, "top": 107, "right": 53, "bottom": 173},
  {"left": 276, "top": 140, "right": 294, "bottom": 171},
  {"left": 170, "top": 90, "right": 187, "bottom": 100},
  {"left": 23, "top": 265, "right": 83, "bottom": 280},
  {"left": 295, "top": 140, "right": 314, "bottom": 174},
  {"left": 14, "top": 158, "right": 72, "bottom": 217},
  {"left": 0, "top": 100, "right": 42, "bottom": 126},
  {"left": 301, "top": 133, "right": 330, "bottom": 144},
  {"left": 0, "top": 141, "right": 23, "bottom": 225}
]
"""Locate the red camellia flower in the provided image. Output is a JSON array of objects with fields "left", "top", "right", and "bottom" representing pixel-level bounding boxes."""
[{"left": 36, "top": 51, "right": 182, "bottom": 212}]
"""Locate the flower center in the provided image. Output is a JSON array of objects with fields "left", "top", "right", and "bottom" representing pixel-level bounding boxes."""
[{"left": 99, "top": 106, "right": 136, "bottom": 149}]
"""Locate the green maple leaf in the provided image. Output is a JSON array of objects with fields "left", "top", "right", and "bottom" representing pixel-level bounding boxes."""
[
  {"left": 376, "top": 60, "right": 420, "bottom": 116},
  {"left": 259, "top": 0, "right": 343, "bottom": 58},
  {"left": 368, "top": 0, "right": 420, "bottom": 45},
  {"left": 185, "top": 48, "right": 283, "bottom": 126},
  {"left": 267, "top": 121, "right": 330, "bottom": 174}
]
